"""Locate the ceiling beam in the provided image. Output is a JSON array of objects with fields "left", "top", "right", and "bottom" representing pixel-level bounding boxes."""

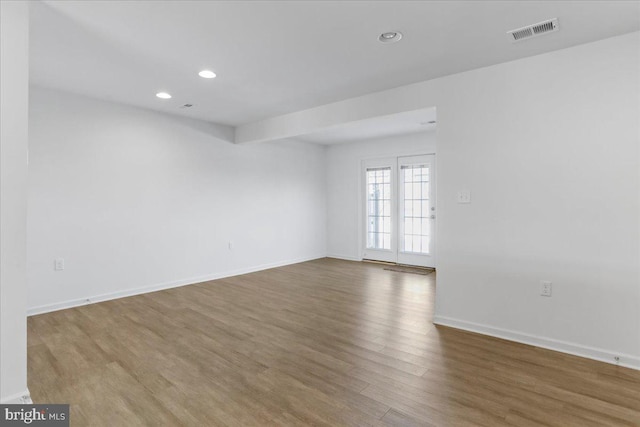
[{"left": 234, "top": 78, "right": 442, "bottom": 144}]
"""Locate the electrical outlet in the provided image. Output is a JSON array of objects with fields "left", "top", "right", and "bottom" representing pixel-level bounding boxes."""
[
  {"left": 540, "top": 280, "right": 552, "bottom": 297},
  {"left": 54, "top": 258, "right": 65, "bottom": 271}
]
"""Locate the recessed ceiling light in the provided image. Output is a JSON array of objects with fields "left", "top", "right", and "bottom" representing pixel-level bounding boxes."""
[
  {"left": 198, "top": 70, "right": 217, "bottom": 79},
  {"left": 379, "top": 31, "right": 402, "bottom": 43},
  {"left": 156, "top": 92, "right": 172, "bottom": 99}
]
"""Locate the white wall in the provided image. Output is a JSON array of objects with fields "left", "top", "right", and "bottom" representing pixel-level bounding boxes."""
[
  {"left": 434, "top": 32, "right": 640, "bottom": 368},
  {"left": 240, "top": 32, "right": 640, "bottom": 368},
  {"left": 326, "top": 131, "right": 436, "bottom": 260},
  {"left": 1, "top": 1, "right": 30, "bottom": 404},
  {"left": 27, "top": 86, "right": 326, "bottom": 313}
]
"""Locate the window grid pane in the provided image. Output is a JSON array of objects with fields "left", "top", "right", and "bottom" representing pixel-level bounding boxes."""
[
  {"left": 401, "top": 164, "right": 430, "bottom": 254},
  {"left": 366, "top": 167, "right": 392, "bottom": 250}
]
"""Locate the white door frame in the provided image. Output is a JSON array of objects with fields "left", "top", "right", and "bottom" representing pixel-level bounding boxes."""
[{"left": 360, "top": 154, "right": 436, "bottom": 267}]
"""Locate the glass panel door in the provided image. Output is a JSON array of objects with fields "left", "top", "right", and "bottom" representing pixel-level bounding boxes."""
[
  {"left": 362, "top": 155, "right": 436, "bottom": 267},
  {"left": 362, "top": 159, "right": 396, "bottom": 263},
  {"left": 398, "top": 155, "right": 435, "bottom": 267},
  {"left": 366, "top": 167, "right": 392, "bottom": 251}
]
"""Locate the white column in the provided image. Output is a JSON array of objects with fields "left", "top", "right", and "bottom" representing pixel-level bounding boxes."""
[{"left": 0, "top": 0, "right": 30, "bottom": 404}]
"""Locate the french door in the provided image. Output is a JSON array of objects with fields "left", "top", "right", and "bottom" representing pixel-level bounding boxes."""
[{"left": 362, "top": 155, "right": 436, "bottom": 267}]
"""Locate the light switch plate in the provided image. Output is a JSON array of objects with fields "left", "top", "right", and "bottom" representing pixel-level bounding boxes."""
[{"left": 457, "top": 190, "right": 471, "bottom": 203}]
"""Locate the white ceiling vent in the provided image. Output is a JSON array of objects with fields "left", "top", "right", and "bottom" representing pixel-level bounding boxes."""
[{"left": 507, "top": 18, "right": 559, "bottom": 42}]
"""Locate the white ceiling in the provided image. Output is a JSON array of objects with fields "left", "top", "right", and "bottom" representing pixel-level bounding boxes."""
[
  {"left": 298, "top": 108, "right": 437, "bottom": 145},
  {"left": 30, "top": 1, "right": 639, "bottom": 127}
]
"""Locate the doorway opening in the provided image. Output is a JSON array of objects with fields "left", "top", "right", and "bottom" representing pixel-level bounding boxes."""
[{"left": 362, "top": 154, "right": 436, "bottom": 268}]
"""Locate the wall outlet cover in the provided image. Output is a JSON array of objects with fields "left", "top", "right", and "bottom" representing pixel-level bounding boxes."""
[{"left": 540, "top": 280, "right": 552, "bottom": 297}]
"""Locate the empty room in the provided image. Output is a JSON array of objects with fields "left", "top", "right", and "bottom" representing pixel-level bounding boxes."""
[{"left": 1, "top": 1, "right": 639, "bottom": 426}]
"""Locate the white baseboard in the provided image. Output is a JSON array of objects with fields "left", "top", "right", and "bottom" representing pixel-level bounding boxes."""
[
  {"left": 27, "top": 255, "right": 326, "bottom": 316},
  {"left": 433, "top": 315, "right": 640, "bottom": 371},
  {"left": 1, "top": 389, "right": 32, "bottom": 404},
  {"left": 326, "top": 254, "right": 363, "bottom": 262}
]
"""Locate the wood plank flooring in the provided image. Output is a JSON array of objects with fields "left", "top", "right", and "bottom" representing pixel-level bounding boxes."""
[{"left": 28, "top": 258, "right": 640, "bottom": 426}]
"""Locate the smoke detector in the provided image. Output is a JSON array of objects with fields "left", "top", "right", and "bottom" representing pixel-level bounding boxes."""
[{"left": 507, "top": 18, "right": 559, "bottom": 42}]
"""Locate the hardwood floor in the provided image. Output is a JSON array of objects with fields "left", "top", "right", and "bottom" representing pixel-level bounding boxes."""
[{"left": 28, "top": 258, "right": 640, "bottom": 426}]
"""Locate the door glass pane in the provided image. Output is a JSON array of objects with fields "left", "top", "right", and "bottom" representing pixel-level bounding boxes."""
[
  {"left": 405, "top": 218, "right": 413, "bottom": 234},
  {"left": 404, "top": 201, "right": 413, "bottom": 217},
  {"left": 404, "top": 236, "right": 413, "bottom": 252},
  {"left": 401, "top": 164, "right": 430, "bottom": 254},
  {"left": 383, "top": 234, "right": 391, "bottom": 249},
  {"left": 413, "top": 200, "right": 421, "bottom": 217},
  {"left": 366, "top": 167, "right": 391, "bottom": 250},
  {"left": 405, "top": 182, "right": 412, "bottom": 199}
]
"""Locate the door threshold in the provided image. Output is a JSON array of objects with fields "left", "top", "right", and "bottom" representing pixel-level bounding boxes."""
[
  {"left": 363, "top": 259, "right": 435, "bottom": 271},
  {"left": 396, "top": 263, "right": 435, "bottom": 271},
  {"left": 362, "top": 259, "right": 397, "bottom": 266}
]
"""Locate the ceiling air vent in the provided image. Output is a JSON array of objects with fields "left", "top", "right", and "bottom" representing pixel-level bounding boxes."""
[{"left": 507, "top": 18, "right": 558, "bottom": 42}]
